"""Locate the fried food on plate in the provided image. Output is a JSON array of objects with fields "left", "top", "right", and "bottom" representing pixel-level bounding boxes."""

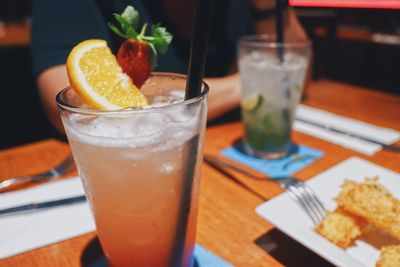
[
  {"left": 316, "top": 207, "right": 367, "bottom": 248},
  {"left": 376, "top": 245, "right": 400, "bottom": 267},
  {"left": 336, "top": 178, "right": 400, "bottom": 240}
]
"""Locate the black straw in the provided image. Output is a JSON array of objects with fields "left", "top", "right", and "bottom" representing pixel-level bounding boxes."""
[
  {"left": 275, "top": 0, "right": 284, "bottom": 62},
  {"left": 185, "top": 0, "right": 215, "bottom": 100},
  {"left": 170, "top": 0, "right": 214, "bottom": 265}
]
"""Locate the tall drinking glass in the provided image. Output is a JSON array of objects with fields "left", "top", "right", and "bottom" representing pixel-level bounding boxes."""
[
  {"left": 238, "top": 35, "right": 311, "bottom": 159},
  {"left": 56, "top": 73, "right": 208, "bottom": 267}
]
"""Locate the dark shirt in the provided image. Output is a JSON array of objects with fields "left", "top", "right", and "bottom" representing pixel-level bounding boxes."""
[{"left": 31, "top": 0, "right": 254, "bottom": 78}]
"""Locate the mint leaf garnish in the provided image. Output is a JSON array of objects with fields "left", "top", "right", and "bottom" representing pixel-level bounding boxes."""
[
  {"left": 121, "top": 6, "right": 139, "bottom": 29},
  {"left": 150, "top": 24, "right": 173, "bottom": 54},
  {"left": 108, "top": 23, "right": 127, "bottom": 38}
]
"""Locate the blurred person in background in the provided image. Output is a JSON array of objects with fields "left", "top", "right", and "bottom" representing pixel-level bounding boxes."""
[{"left": 31, "top": 0, "right": 308, "bottom": 133}]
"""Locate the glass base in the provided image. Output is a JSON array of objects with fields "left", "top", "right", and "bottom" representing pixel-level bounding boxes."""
[{"left": 244, "top": 143, "right": 289, "bottom": 160}]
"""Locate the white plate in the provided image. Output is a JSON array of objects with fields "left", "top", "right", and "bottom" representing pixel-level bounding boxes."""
[{"left": 256, "top": 157, "right": 400, "bottom": 267}]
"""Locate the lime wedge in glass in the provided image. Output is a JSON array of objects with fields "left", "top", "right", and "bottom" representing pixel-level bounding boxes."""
[
  {"left": 294, "top": 83, "right": 303, "bottom": 93},
  {"left": 241, "top": 93, "right": 263, "bottom": 112}
]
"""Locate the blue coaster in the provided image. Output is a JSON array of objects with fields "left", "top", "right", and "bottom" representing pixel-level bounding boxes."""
[
  {"left": 87, "top": 243, "right": 232, "bottom": 267},
  {"left": 194, "top": 243, "right": 232, "bottom": 267},
  {"left": 221, "top": 143, "right": 323, "bottom": 179}
]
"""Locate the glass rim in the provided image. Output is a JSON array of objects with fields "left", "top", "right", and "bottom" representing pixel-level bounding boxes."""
[
  {"left": 239, "top": 34, "right": 311, "bottom": 48},
  {"left": 56, "top": 72, "right": 209, "bottom": 116}
]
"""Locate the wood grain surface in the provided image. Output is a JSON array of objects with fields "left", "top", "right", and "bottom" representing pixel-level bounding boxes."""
[
  {"left": 0, "top": 79, "right": 399, "bottom": 267},
  {"left": 0, "top": 22, "right": 30, "bottom": 47}
]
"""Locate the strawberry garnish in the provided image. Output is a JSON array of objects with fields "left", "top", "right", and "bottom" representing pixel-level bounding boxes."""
[{"left": 108, "top": 6, "right": 173, "bottom": 88}]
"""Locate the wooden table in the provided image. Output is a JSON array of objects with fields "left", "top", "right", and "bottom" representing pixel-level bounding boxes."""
[
  {"left": 0, "top": 22, "right": 30, "bottom": 47},
  {"left": 1, "top": 79, "right": 399, "bottom": 267}
]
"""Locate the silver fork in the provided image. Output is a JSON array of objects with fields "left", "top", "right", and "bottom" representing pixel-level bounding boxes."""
[
  {"left": 0, "top": 155, "right": 75, "bottom": 191},
  {"left": 277, "top": 177, "right": 326, "bottom": 225},
  {"left": 204, "top": 155, "right": 326, "bottom": 225}
]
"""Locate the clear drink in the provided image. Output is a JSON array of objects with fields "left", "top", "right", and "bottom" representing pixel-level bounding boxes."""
[
  {"left": 238, "top": 36, "right": 310, "bottom": 159},
  {"left": 57, "top": 73, "right": 208, "bottom": 267}
]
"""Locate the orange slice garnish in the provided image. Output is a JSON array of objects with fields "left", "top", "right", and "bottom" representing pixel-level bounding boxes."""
[{"left": 66, "top": 39, "right": 148, "bottom": 110}]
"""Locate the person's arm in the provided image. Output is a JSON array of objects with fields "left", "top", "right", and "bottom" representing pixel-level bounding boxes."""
[
  {"left": 37, "top": 65, "right": 240, "bottom": 125},
  {"left": 37, "top": 65, "right": 69, "bottom": 133},
  {"left": 205, "top": 73, "right": 241, "bottom": 120},
  {"left": 34, "top": 1, "right": 308, "bottom": 131}
]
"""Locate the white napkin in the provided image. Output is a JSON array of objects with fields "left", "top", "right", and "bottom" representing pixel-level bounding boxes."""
[
  {"left": 0, "top": 177, "right": 95, "bottom": 260},
  {"left": 294, "top": 105, "right": 400, "bottom": 156}
]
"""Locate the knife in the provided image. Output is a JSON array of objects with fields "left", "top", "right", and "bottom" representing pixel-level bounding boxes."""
[
  {"left": 0, "top": 195, "right": 86, "bottom": 216},
  {"left": 295, "top": 118, "right": 400, "bottom": 152}
]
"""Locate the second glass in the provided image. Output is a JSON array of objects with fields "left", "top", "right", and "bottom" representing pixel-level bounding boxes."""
[
  {"left": 57, "top": 73, "right": 208, "bottom": 267},
  {"left": 238, "top": 35, "right": 311, "bottom": 159}
]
